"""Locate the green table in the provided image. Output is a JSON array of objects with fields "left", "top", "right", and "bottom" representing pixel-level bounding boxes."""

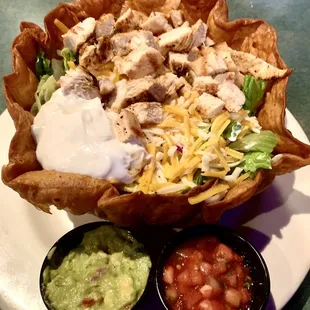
[{"left": 0, "top": 0, "right": 309, "bottom": 309}]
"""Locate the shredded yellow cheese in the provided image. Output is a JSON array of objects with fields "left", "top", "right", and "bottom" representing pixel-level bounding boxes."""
[
  {"left": 213, "top": 147, "right": 230, "bottom": 171},
  {"left": 163, "top": 134, "right": 174, "bottom": 147},
  {"left": 157, "top": 119, "right": 181, "bottom": 129},
  {"left": 237, "top": 126, "right": 249, "bottom": 139},
  {"left": 225, "top": 147, "right": 244, "bottom": 160},
  {"left": 188, "top": 170, "right": 194, "bottom": 182},
  {"left": 234, "top": 172, "right": 251, "bottom": 185},
  {"left": 138, "top": 143, "right": 156, "bottom": 193},
  {"left": 211, "top": 111, "right": 230, "bottom": 133},
  {"left": 219, "top": 137, "right": 226, "bottom": 149},
  {"left": 198, "top": 136, "right": 220, "bottom": 151},
  {"left": 149, "top": 183, "right": 175, "bottom": 191},
  {"left": 184, "top": 114, "right": 191, "bottom": 143},
  {"left": 202, "top": 170, "right": 228, "bottom": 178},
  {"left": 185, "top": 156, "right": 201, "bottom": 169},
  {"left": 163, "top": 105, "right": 188, "bottom": 116},
  {"left": 54, "top": 19, "right": 69, "bottom": 33},
  {"left": 188, "top": 184, "right": 229, "bottom": 205},
  {"left": 217, "top": 119, "right": 231, "bottom": 136},
  {"left": 67, "top": 61, "right": 76, "bottom": 70},
  {"left": 162, "top": 143, "right": 169, "bottom": 164}
]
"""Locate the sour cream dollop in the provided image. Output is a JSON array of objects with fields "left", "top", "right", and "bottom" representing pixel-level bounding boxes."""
[{"left": 32, "top": 89, "right": 150, "bottom": 183}]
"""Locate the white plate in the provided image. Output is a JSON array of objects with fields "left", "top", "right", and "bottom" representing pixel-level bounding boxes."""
[{"left": 0, "top": 109, "right": 309, "bottom": 310}]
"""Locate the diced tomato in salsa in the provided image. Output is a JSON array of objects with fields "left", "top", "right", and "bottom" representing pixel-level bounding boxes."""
[{"left": 163, "top": 237, "right": 252, "bottom": 310}]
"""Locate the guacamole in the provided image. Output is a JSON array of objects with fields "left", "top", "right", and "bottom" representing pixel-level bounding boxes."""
[{"left": 43, "top": 226, "right": 151, "bottom": 310}]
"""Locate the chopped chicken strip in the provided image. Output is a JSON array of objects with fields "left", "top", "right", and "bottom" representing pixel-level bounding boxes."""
[
  {"left": 79, "top": 40, "right": 113, "bottom": 76},
  {"left": 196, "top": 93, "right": 225, "bottom": 119},
  {"left": 214, "top": 42, "right": 237, "bottom": 72},
  {"left": 95, "top": 13, "right": 115, "bottom": 38},
  {"left": 115, "top": 109, "right": 143, "bottom": 144},
  {"left": 114, "top": 8, "right": 146, "bottom": 32},
  {"left": 111, "top": 30, "right": 158, "bottom": 56},
  {"left": 178, "top": 77, "right": 192, "bottom": 95},
  {"left": 168, "top": 52, "right": 190, "bottom": 76},
  {"left": 158, "top": 26, "right": 193, "bottom": 54},
  {"left": 205, "top": 37, "right": 215, "bottom": 46},
  {"left": 230, "top": 49, "right": 289, "bottom": 79},
  {"left": 191, "top": 19, "right": 207, "bottom": 48},
  {"left": 170, "top": 10, "right": 184, "bottom": 28},
  {"left": 126, "top": 102, "right": 163, "bottom": 125},
  {"left": 214, "top": 72, "right": 236, "bottom": 84},
  {"left": 62, "top": 17, "right": 96, "bottom": 53},
  {"left": 97, "top": 76, "right": 115, "bottom": 96},
  {"left": 141, "top": 12, "right": 172, "bottom": 35},
  {"left": 59, "top": 68, "right": 100, "bottom": 99},
  {"left": 156, "top": 72, "right": 183, "bottom": 97},
  {"left": 187, "top": 47, "right": 199, "bottom": 61},
  {"left": 217, "top": 81, "right": 245, "bottom": 112},
  {"left": 201, "top": 46, "right": 228, "bottom": 75},
  {"left": 193, "top": 76, "right": 219, "bottom": 95},
  {"left": 114, "top": 45, "right": 165, "bottom": 79},
  {"left": 235, "top": 72, "right": 245, "bottom": 88},
  {"left": 189, "top": 56, "right": 208, "bottom": 76},
  {"left": 108, "top": 78, "right": 165, "bottom": 111}
]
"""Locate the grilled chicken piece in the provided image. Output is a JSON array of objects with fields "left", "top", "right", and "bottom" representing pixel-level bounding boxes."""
[
  {"left": 187, "top": 47, "right": 199, "bottom": 61},
  {"left": 217, "top": 81, "right": 245, "bottom": 112},
  {"left": 196, "top": 93, "right": 225, "bottom": 119},
  {"left": 158, "top": 26, "right": 193, "bottom": 54},
  {"left": 189, "top": 56, "right": 208, "bottom": 76},
  {"left": 62, "top": 17, "right": 96, "bottom": 53},
  {"left": 111, "top": 30, "right": 158, "bottom": 56},
  {"left": 214, "top": 43, "right": 237, "bottom": 72},
  {"left": 168, "top": 52, "right": 190, "bottom": 76},
  {"left": 170, "top": 10, "right": 184, "bottom": 28},
  {"left": 79, "top": 40, "right": 113, "bottom": 76},
  {"left": 230, "top": 49, "right": 289, "bottom": 79},
  {"left": 156, "top": 73, "right": 183, "bottom": 97},
  {"left": 126, "top": 102, "right": 163, "bottom": 125},
  {"left": 178, "top": 76, "right": 192, "bottom": 95},
  {"left": 114, "top": 46, "right": 165, "bottom": 79},
  {"left": 141, "top": 12, "right": 172, "bottom": 35},
  {"left": 193, "top": 76, "right": 219, "bottom": 95},
  {"left": 107, "top": 78, "right": 165, "bottom": 111},
  {"left": 201, "top": 46, "right": 228, "bottom": 75},
  {"left": 115, "top": 8, "right": 146, "bottom": 32},
  {"left": 214, "top": 72, "right": 236, "bottom": 83},
  {"left": 115, "top": 109, "right": 143, "bottom": 144},
  {"left": 97, "top": 76, "right": 115, "bottom": 96},
  {"left": 95, "top": 13, "right": 115, "bottom": 38},
  {"left": 59, "top": 68, "right": 100, "bottom": 99},
  {"left": 205, "top": 37, "right": 215, "bottom": 47},
  {"left": 191, "top": 19, "right": 207, "bottom": 48}
]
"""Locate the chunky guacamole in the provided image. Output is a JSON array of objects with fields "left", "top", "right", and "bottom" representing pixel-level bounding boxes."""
[{"left": 43, "top": 226, "right": 151, "bottom": 310}]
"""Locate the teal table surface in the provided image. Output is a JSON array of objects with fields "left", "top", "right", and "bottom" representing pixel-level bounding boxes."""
[{"left": 0, "top": 0, "right": 309, "bottom": 309}]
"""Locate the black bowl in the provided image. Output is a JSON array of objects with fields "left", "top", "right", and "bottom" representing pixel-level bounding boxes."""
[
  {"left": 156, "top": 224, "right": 270, "bottom": 310},
  {"left": 39, "top": 221, "right": 151, "bottom": 310}
]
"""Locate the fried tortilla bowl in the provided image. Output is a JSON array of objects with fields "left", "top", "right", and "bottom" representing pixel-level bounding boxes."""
[{"left": 2, "top": 0, "right": 310, "bottom": 228}]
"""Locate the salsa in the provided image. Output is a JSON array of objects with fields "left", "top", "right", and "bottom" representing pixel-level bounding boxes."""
[
  {"left": 162, "top": 237, "right": 252, "bottom": 310},
  {"left": 43, "top": 226, "right": 151, "bottom": 310}
]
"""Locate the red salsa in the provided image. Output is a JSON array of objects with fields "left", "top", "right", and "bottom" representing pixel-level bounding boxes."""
[{"left": 162, "top": 237, "right": 252, "bottom": 310}]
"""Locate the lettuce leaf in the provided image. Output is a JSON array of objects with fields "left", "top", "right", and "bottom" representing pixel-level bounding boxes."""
[
  {"left": 31, "top": 75, "right": 57, "bottom": 116},
  {"left": 60, "top": 48, "right": 77, "bottom": 71},
  {"left": 229, "top": 130, "right": 278, "bottom": 154},
  {"left": 51, "top": 59, "right": 65, "bottom": 81},
  {"left": 242, "top": 152, "right": 272, "bottom": 173},
  {"left": 222, "top": 121, "right": 242, "bottom": 142},
  {"left": 35, "top": 51, "right": 53, "bottom": 79},
  {"left": 243, "top": 75, "right": 267, "bottom": 113},
  {"left": 193, "top": 169, "right": 210, "bottom": 185}
]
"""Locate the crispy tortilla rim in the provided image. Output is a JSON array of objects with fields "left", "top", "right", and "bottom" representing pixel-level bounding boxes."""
[{"left": 2, "top": 0, "right": 310, "bottom": 227}]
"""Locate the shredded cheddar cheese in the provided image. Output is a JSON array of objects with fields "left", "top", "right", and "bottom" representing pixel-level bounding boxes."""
[
  {"left": 163, "top": 105, "right": 188, "bottom": 116},
  {"left": 188, "top": 184, "right": 229, "bottom": 205},
  {"left": 234, "top": 172, "right": 251, "bottom": 185},
  {"left": 67, "top": 61, "right": 76, "bottom": 70},
  {"left": 225, "top": 147, "right": 244, "bottom": 160},
  {"left": 54, "top": 19, "right": 69, "bottom": 33}
]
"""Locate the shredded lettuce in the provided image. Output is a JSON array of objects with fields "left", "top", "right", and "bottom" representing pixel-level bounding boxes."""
[
  {"left": 229, "top": 130, "right": 278, "bottom": 154},
  {"left": 222, "top": 121, "right": 242, "bottom": 142},
  {"left": 242, "top": 75, "right": 267, "bottom": 113},
  {"left": 31, "top": 75, "right": 57, "bottom": 116},
  {"left": 242, "top": 152, "right": 272, "bottom": 173},
  {"left": 193, "top": 169, "right": 210, "bottom": 185},
  {"left": 60, "top": 48, "right": 77, "bottom": 71},
  {"left": 35, "top": 51, "right": 53, "bottom": 79},
  {"left": 51, "top": 59, "right": 65, "bottom": 80}
]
